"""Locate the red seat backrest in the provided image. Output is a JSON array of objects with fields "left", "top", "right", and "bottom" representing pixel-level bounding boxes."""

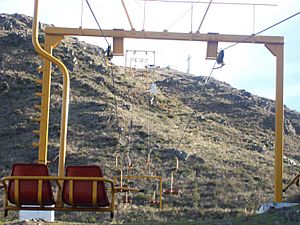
[
  {"left": 62, "top": 165, "right": 110, "bottom": 207},
  {"left": 8, "top": 163, "right": 55, "bottom": 206}
]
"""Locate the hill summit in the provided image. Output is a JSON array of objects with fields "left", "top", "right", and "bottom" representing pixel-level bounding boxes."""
[{"left": 1, "top": 13, "right": 300, "bottom": 223}]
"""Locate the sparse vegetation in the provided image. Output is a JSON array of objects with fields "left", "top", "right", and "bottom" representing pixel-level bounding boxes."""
[{"left": 1, "top": 13, "right": 300, "bottom": 224}]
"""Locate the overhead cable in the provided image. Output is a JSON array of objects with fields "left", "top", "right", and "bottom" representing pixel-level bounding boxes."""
[
  {"left": 121, "top": 0, "right": 135, "bottom": 30},
  {"left": 222, "top": 11, "right": 300, "bottom": 51},
  {"left": 175, "top": 59, "right": 218, "bottom": 152},
  {"left": 133, "top": 0, "right": 164, "bottom": 29},
  {"left": 80, "top": 0, "right": 84, "bottom": 28},
  {"left": 85, "top": 0, "right": 110, "bottom": 46},
  {"left": 174, "top": 11, "right": 300, "bottom": 153},
  {"left": 137, "top": 0, "right": 276, "bottom": 7},
  {"left": 167, "top": 6, "right": 192, "bottom": 30},
  {"left": 196, "top": 0, "right": 213, "bottom": 33},
  {"left": 143, "top": 0, "right": 146, "bottom": 30}
]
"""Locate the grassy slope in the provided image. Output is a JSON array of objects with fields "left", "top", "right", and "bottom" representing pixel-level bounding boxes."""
[
  {"left": 2, "top": 205, "right": 300, "bottom": 225},
  {"left": 1, "top": 13, "right": 300, "bottom": 224}
]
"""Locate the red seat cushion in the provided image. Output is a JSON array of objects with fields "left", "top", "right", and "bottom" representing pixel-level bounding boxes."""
[
  {"left": 62, "top": 165, "right": 110, "bottom": 207},
  {"left": 8, "top": 163, "right": 55, "bottom": 206}
]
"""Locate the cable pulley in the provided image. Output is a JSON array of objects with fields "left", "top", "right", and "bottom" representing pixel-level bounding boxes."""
[
  {"left": 212, "top": 50, "right": 225, "bottom": 70},
  {"left": 216, "top": 50, "right": 224, "bottom": 65},
  {"left": 105, "top": 44, "right": 113, "bottom": 60}
]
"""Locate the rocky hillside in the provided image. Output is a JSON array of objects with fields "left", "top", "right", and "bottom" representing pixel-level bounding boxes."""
[{"left": 1, "top": 13, "right": 300, "bottom": 223}]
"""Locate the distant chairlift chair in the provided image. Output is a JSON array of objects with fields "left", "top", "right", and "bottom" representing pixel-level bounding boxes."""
[{"left": 163, "top": 157, "right": 182, "bottom": 196}]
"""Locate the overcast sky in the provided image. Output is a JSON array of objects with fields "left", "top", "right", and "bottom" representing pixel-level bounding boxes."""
[{"left": 1, "top": 0, "right": 300, "bottom": 111}]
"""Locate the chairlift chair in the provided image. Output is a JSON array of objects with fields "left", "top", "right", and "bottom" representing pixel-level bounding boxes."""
[
  {"left": 163, "top": 157, "right": 182, "bottom": 196},
  {"left": 2, "top": 164, "right": 115, "bottom": 219}
]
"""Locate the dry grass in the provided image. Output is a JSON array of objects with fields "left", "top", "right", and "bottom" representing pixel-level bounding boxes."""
[{"left": 1, "top": 14, "right": 300, "bottom": 223}]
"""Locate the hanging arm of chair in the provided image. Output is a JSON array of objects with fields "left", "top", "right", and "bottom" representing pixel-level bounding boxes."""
[
  {"left": 1, "top": 178, "right": 8, "bottom": 190},
  {"left": 283, "top": 174, "right": 300, "bottom": 192}
]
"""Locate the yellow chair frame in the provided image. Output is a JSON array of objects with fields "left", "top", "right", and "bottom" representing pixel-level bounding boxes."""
[{"left": 1, "top": 176, "right": 115, "bottom": 218}]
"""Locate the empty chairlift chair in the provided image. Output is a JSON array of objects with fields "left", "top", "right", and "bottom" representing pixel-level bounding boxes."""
[
  {"left": 62, "top": 165, "right": 114, "bottom": 218},
  {"left": 7, "top": 163, "right": 55, "bottom": 207},
  {"left": 163, "top": 157, "right": 182, "bottom": 196}
]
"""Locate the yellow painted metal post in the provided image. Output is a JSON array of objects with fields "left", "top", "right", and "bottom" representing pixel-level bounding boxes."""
[
  {"left": 37, "top": 38, "right": 52, "bottom": 164},
  {"left": 33, "top": 0, "right": 70, "bottom": 178},
  {"left": 265, "top": 43, "right": 284, "bottom": 203},
  {"left": 37, "top": 35, "right": 64, "bottom": 164},
  {"left": 159, "top": 176, "right": 163, "bottom": 210}
]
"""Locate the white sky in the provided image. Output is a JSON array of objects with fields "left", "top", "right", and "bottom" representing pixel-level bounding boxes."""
[{"left": 1, "top": 0, "right": 300, "bottom": 111}]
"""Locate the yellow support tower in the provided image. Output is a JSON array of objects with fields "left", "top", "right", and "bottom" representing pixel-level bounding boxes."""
[
  {"left": 32, "top": 0, "right": 70, "bottom": 179},
  {"left": 35, "top": 34, "right": 64, "bottom": 165}
]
